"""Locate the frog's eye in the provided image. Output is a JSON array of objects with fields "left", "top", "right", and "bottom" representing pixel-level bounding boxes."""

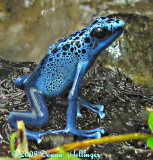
[{"left": 90, "top": 27, "right": 111, "bottom": 39}]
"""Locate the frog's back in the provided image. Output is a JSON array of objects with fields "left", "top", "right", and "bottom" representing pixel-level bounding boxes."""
[{"left": 28, "top": 30, "right": 87, "bottom": 97}]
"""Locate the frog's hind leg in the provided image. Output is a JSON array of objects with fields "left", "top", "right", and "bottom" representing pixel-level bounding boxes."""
[
  {"left": 8, "top": 87, "right": 50, "bottom": 142},
  {"left": 77, "top": 97, "right": 105, "bottom": 119}
]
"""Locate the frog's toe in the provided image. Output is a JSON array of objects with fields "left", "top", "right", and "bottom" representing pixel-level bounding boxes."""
[
  {"left": 77, "top": 111, "right": 82, "bottom": 117},
  {"left": 96, "top": 128, "right": 105, "bottom": 135},
  {"left": 95, "top": 131, "right": 102, "bottom": 138},
  {"left": 33, "top": 134, "right": 42, "bottom": 144},
  {"left": 78, "top": 98, "right": 105, "bottom": 118},
  {"left": 92, "top": 104, "right": 104, "bottom": 111},
  {"left": 77, "top": 101, "right": 83, "bottom": 117},
  {"left": 71, "top": 129, "right": 104, "bottom": 139},
  {"left": 88, "top": 131, "right": 101, "bottom": 139},
  {"left": 77, "top": 128, "right": 105, "bottom": 135},
  {"left": 76, "top": 131, "right": 101, "bottom": 138},
  {"left": 98, "top": 128, "right": 104, "bottom": 135},
  {"left": 98, "top": 111, "right": 106, "bottom": 119}
]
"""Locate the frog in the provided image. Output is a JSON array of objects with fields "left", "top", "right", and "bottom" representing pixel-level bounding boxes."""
[{"left": 8, "top": 16, "right": 125, "bottom": 143}]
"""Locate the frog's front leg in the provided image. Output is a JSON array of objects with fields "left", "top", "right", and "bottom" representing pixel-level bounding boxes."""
[
  {"left": 77, "top": 97, "right": 105, "bottom": 119},
  {"left": 56, "top": 97, "right": 105, "bottom": 119},
  {"left": 8, "top": 87, "right": 50, "bottom": 142},
  {"left": 66, "top": 62, "right": 105, "bottom": 138}
]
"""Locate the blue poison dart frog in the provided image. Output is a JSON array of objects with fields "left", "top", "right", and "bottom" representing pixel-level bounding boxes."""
[{"left": 8, "top": 16, "right": 125, "bottom": 144}]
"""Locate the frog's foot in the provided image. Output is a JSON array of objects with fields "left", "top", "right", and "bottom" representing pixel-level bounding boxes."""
[
  {"left": 77, "top": 97, "right": 105, "bottom": 119},
  {"left": 69, "top": 128, "right": 105, "bottom": 138},
  {"left": 32, "top": 127, "right": 104, "bottom": 143}
]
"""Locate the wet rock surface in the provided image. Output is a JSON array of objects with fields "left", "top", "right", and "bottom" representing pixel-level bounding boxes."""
[{"left": 101, "top": 13, "right": 153, "bottom": 88}]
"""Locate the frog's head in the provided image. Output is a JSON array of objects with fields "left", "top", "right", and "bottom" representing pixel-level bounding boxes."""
[{"left": 81, "top": 16, "right": 125, "bottom": 57}]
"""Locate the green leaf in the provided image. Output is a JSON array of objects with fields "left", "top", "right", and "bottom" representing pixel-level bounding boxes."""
[
  {"left": 148, "top": 112, "right": 153, "bottom": 133},
  {"left": 147, "top": 137, "right": 153, "bottom": 150},
  {"left": 10, "top": 132, "right": 17, "bottom": 153}
]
